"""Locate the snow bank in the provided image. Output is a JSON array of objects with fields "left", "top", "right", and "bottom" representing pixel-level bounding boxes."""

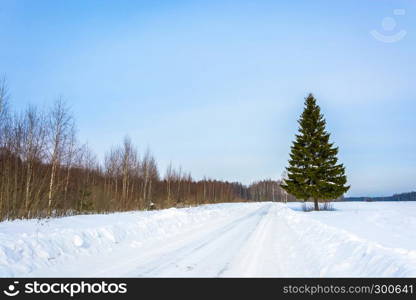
[{"left": 282, "top": 202, "right": 416, "bottom": 277}]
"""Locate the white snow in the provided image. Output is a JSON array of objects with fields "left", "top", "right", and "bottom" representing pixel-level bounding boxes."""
[{"left": 1, "top": 201, "right": 416, "bottom": 277}]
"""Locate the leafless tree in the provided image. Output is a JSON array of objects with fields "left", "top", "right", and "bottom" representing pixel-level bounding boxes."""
[
  {"left": 165, "top": 162, "right": 174, "bottom": 207},
  {"left": 141, "top": 148, "right": 158, "bottom": 209},
  {"left": 46, "top": 98, "right": 74, "bottom": 215},
  {"left": 21, "top": 106, "right": 47, "bottom": 215}
]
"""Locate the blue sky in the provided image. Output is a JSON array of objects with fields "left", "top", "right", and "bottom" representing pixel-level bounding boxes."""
[{"left": 1, "top": 0, "right": 415, "bottom": 196}]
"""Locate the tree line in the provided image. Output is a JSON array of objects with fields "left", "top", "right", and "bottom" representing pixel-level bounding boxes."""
[{"left": 0, "top": 77, "right": 290, "bottom": 221}]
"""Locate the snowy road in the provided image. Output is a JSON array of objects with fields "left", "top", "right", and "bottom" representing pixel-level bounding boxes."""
[
  {"left": 30, "top": 203, "right": 276, "bottom": 277},
  {"left": 2, "top": 202, "right": 416, "bottom": 277}
]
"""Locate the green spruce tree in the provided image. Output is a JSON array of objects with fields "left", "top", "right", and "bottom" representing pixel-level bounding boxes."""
[{"left": 281, "top": 93, "right": 349, "bottom": 210}]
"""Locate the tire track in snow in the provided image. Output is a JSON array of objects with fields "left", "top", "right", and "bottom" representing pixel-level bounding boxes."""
[
  {"left": 88, "top": 204, "right": 271, "bottom": 277},
  {"left": 223, "top": 204, "right": 338, "bottom": 277},
  {"left": 223, "top": 203, "right": 279, "bottom": 276},
  {"left": 132, "top": 204, "right": 272, "bottom": 277}
]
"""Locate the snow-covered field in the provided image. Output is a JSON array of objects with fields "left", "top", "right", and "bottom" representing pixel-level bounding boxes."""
[{"left": 1, "top": 201, "right": 416, "bottom": 277}]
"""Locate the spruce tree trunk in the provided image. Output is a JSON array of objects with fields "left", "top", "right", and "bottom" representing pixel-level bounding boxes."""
[{"left": 314, "top": 198, "right": 319, "bottom": 211}]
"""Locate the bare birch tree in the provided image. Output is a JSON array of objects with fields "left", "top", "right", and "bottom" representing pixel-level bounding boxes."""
[{"left": 47, "top": 98, "right": 73, "bottom": 215}]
